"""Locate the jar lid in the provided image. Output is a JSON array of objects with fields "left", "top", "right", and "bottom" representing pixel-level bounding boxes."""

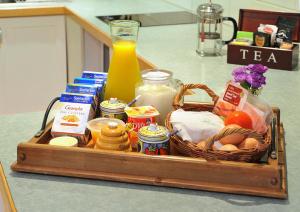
[
  {"left": 138, "top": 124, "right": 169, "bottom": 143},
  {"left": 125, "top": 106, "right": 159, "bottom": 118},
  {"left": 87, "top": 118, "right": 125, "bottom": 133},
  {"left": 141, "top": 69, "right": 172, "bottom": 84},
  {"left": 101, "top": 121, "right": 125, "bottom": 137},
  {"left": 100, "top": 98, "right": 127, "bottom": 112},
  {"left": 197, "top": 2, "right": 223, "bottom": 19}
]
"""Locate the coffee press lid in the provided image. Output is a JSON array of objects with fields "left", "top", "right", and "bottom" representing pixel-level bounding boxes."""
[{"left": 197, "top": 0, "right": 223, "bottom": 19}]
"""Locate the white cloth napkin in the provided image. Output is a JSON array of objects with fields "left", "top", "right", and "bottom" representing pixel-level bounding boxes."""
[{"left": 170, "top": 109, "right": 224, "bottom": 143}]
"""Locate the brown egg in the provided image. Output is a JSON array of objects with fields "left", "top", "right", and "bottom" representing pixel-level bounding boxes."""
[
  {"left": 219, "top": 124, "right": 245, "bottom": 145},
  {"left": 212, "top": 141, "right": 223, "bottom": 151},
  {"left": 212, "top": 144, "right": 219, "bottom": 151},
  {"left": 197, "top": 141, "right": 218, "bottom": 150},
  {"left": 239, "top": 138, "right": 259, "bottom": 149},
  {"left": 219, "top": 144, "right": 239, "bottom": 151}
]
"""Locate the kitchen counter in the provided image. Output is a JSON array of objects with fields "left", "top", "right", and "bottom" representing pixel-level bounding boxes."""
[{"left": 1, "top": 0, "right": 300, "bottom": 211}]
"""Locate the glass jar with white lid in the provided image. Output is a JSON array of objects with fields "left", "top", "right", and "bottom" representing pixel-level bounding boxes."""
[{"left": 135, "top": 69, "right": 182, "bottom": 125}]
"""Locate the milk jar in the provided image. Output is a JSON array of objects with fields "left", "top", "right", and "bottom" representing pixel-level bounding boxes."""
[{"left": 135, "top": 69, "right": 181, "bottom": 125}]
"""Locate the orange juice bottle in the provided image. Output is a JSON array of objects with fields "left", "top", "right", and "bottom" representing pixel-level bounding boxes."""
[{"left": 104, "top": 20, "right": 141, "bottom": 103}]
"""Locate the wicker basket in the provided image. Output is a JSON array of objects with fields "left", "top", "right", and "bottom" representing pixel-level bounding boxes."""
[{"left": 165, "top": 84, "right": 271, "bottom": 162}]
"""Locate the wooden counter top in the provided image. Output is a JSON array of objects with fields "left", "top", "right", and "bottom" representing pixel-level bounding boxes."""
[{"left": 0, "top": 6, "right": 65, "bottom": 18}]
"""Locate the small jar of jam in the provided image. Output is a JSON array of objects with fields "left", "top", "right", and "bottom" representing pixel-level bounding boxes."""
[
  {"left": 100, "top": 98, "right": 127, "bottom": 122},
  {"left": 138, "top": 124, "right": 169, "bottom": 155}
]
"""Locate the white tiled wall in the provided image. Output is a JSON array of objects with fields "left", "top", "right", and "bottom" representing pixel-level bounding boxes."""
[{"left": 165, "top": 0, "right": 300, "bottom": 20}]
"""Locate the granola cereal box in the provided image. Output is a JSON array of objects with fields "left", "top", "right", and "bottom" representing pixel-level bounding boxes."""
[{"left": 51, "top": 93, "right": 94, "bottom": 140}]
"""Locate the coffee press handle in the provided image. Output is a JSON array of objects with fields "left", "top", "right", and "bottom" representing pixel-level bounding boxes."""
[{"left": 222, "top": 17, "right": 238, "bottom": 44}]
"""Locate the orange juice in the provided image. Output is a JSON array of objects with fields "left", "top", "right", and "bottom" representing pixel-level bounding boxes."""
[{"left": 104, "top": 40, "right": 141, "bottom": 103}]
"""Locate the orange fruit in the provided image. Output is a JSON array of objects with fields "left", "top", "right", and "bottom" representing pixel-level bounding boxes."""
[{"left": 224, "top": 111, "right": 253, "bottom": 129}]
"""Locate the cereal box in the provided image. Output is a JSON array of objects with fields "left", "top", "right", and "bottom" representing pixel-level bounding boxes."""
[
  {"left": 74, "top": 77, "right": 105, "bottom": 87},
  {"left": 66, "top": 83, "right": 99, "bottom": 112},
  {"left": 73, "top": 77, "right": 105, "bottom": 117},
  {"left": 82, "top": 71, "right": 108, "bottom": 79},
  {"left": 51, "top": 93, "right": 94, "bottom": 139},
  {"left": 66, "top": 84, "right": 98, "bottom": 95}
]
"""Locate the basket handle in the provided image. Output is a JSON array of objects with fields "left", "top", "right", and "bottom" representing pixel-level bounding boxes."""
[
  {"left": 203, "top": 127, "right": 264, "bottom": 151},
  {"left": 173, "top": 84, "right": 219, "bottom": 110}
]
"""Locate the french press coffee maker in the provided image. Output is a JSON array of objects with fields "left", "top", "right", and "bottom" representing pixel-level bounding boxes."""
[{"left": 196, "top": 0, "right": 238, "bottom": 56}]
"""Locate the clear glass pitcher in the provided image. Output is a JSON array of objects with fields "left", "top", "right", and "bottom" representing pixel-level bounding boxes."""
[
  {"left": 104, "top": 20, "right": 141, "bottom": 103},
  {"left": 196, "top": 0, "right": 238, "bottom": 56},
  {"left": 135, "top": 69, "right": 182, "bottom": 125}
]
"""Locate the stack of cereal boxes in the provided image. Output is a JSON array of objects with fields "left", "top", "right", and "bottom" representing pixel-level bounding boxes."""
[{"left": 51, "top": 71, "right": 107, "bottom": 143}]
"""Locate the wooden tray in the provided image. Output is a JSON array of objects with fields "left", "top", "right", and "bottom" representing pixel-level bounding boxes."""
[
  {"left": 1, "top": 162, "right": 16, "bottom": 212},
  {"left": 11, "top": 106, "right": 287, "bottom": 199}
]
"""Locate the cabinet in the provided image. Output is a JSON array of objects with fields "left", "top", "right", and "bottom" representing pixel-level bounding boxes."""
[
  {"left": 83, "top": 30, "right": 107, "bottom": 72},
  {"left": 66, "top": 16, "right": 84, "bottom": 82},
  {"left": 0, "top": 15, "right": 67, "bottom": 114},
  {"left": 66, "top": 16, "right": 109, "bottom": 82}
]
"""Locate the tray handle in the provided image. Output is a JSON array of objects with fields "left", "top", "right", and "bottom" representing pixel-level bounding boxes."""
[
  {"left": 34, "top": 97, "right": 60, "bottom": 138},
  {"left": 270, "top": 117, "right": 278, "bottom": 159}
]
